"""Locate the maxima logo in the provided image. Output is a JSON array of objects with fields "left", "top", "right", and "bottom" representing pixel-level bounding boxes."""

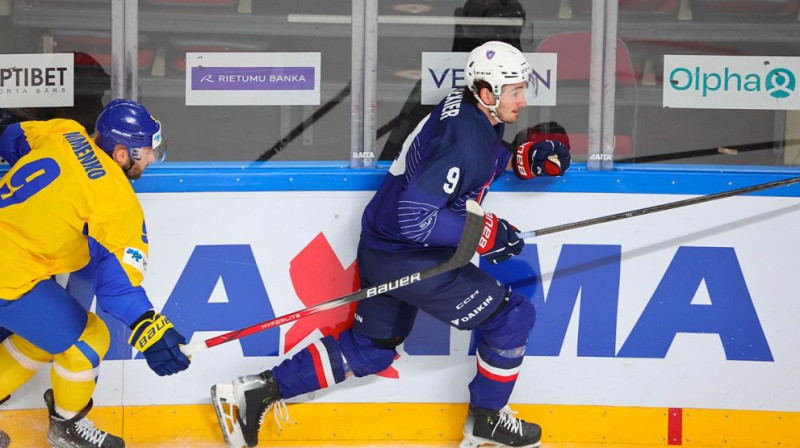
[{"left": 664, "top": 55, "right": 800, "bottom": 110}]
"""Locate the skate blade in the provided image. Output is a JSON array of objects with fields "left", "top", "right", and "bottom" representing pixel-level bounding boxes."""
[
  {"left": 211, "top": 384, "right": 248, "bottom": 448},
  {"left": 459, "top": 435, "right": 541, "bottom": 448}
]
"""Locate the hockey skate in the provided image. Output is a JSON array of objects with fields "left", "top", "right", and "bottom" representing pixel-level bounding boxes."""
[
  {"left": 211, "top": 370, "right": 289, "bottom": 448},
  {"left": 0, "top": 394, "right": 9, "bottom": 448},
  {"left": 460, "top": 405, "right": 541, "bottom": 448},
  {"left": 44, "top": 389, "right": 124, "bottom": 448}
]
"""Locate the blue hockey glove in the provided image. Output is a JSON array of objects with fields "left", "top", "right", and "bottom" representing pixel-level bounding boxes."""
[
  {"left": 129, "top": 311, "right": 191, "bottom": 376},
  {"left": 476, "top": 212, "right": 524, "bottom": 264}
]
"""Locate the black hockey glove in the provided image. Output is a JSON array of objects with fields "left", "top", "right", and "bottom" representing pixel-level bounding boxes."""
[
  {"left": 129, "top": 311, "right": 191, "bottom": 376},
  {"left": 476, "top": 212, "right": 524, "bottom": 264}
]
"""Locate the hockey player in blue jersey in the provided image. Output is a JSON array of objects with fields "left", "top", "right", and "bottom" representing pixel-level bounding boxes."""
[{"left": 211, "top": 41, "right": 571, "bottom": 448}]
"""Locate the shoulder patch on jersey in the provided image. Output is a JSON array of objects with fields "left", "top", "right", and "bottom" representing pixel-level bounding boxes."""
[{"left": 123, "top": 247, "right": 148, "bottom": 275}]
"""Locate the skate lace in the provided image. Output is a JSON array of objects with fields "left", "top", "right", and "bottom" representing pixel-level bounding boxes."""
[
  {"left": 492, "top": 406, "right": 524, "bottom": 438},
  {"left": 259, "top": 399, "right": 293, "bottom": 430},
  {"left": 73, "top": 418, "right": 108, "bottom": 446}
]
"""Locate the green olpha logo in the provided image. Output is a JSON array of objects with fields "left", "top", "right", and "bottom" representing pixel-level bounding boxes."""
[
  {"left": 765, "top": 68, "right": 795, "bottom": 99},
  {"left": 669, "top": 65, "right": 797, "bottom": 98}
]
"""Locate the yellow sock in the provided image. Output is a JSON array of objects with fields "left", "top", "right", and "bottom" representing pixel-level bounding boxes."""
[{"left": 0, "top": 335, "right": 53, "bottom": 399}]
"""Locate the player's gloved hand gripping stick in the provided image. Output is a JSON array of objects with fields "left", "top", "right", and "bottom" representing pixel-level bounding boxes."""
[
  {"left": 130, "top": 311, "right": 191, "bottom": 375},
  {"left": 516, "top": 175, "right": 800, "bottom": 240},
  {"left": 180, "top": 199, "right": 486, "bottom": 357}
]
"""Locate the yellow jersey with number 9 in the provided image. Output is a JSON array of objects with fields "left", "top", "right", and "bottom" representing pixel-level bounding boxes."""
[{"left": 0, "top": 119, "right": 153, "bottom": 323}]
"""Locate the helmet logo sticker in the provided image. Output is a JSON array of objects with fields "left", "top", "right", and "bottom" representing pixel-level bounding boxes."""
[{"left": 486, "top": 50, "right": 496, "bottom": 60}]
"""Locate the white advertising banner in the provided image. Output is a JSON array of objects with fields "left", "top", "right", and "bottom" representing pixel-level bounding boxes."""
[
  {"left": 663, "top": 55, "right": 800, "bottom": 110},
  {"left": 421, "top": 52, "right": 557, "bottom": 106},
  {"left": 10, "top": 190, "right": 800, "bottom": 412},
  {"left": 0, "top": 53, "right": 74, "bottom": 108},
  {"left": 185, "top": 52, "right": 321, "bottom": 106}
]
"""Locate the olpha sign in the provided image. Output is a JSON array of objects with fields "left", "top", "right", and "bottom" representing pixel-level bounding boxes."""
[{"left": 663, "top": 55, "right": 800, "bottom": 110}]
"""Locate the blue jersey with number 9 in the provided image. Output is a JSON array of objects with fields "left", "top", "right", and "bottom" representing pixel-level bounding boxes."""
[
  {"left": 0, "top": 119, "right": 153, "bottom": 325},
  {"left": 361, "top": 89, "right": 512, "bottom": 252}
]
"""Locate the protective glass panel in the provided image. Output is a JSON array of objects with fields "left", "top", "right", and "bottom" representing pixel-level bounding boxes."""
[
  {"left": 375, "top": 1, "right": 589, "bottom": 164},
  {"left": 610, "top": 0, "right": 800, "bottom": 165},
  {"left": 136, "top": 0, "right": 351, "bottom": 162},
  {"left": 0, "top": 1, "right": 112, "bottom": 137}
]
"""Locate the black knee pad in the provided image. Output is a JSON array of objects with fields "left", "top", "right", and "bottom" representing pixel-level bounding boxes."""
[
  {"left": 339, "top": 330, "right": 400, "bottom": 377},
  {"left": 479, "top": 291, "right": 536, "bottom": 346},
  {"left": 371, "top": 336, "right": 405, "bottom": 350}
]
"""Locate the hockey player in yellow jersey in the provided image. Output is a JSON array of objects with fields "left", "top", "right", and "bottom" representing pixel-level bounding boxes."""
[{"left": 0, "top": 99, "right": 191, "bottom": 448}]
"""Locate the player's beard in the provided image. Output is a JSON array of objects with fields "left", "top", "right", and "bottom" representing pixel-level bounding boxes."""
[{"left": 123, "top": 158, "right": 143, "bottom": 180}]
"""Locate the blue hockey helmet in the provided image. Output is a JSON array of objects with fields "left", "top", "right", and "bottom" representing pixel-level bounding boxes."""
[{"left": 94, "top": 99, "right": 166, "bottom": 162}]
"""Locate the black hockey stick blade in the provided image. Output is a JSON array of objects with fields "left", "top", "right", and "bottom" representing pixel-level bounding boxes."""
[
  {"left": 518, "top": 175, "right": 800, "bottom": 240},
  {"left": 181, "top": 199, "right": 485, "bottom": 356}
]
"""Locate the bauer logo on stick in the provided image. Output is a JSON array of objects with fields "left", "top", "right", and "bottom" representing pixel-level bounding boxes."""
[{"left": 366, "top": 272, "right": 422, "bottom": 298}]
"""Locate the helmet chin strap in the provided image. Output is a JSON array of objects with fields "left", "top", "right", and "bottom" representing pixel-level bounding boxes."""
[
  {"left": 122, "top": 150, "right": 136, "bottom": 174},
  {"left": 475, "top": 92, "right": 505, "bottom": 123},
  {"left": 123, "top": 158, "right": 135, "bottom": 174}
]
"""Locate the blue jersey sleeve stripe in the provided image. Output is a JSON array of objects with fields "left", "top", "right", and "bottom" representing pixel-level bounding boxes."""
[{"left": 75, "top": 340, "right": 101, "bottom": 369}]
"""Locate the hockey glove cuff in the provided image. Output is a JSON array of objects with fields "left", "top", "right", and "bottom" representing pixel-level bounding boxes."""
[
  {"left": 129, "top": 310, "right": 191, "bottom": 376},
  {"left": 476, "top": 213, "right": 524, "bottom": 265}
]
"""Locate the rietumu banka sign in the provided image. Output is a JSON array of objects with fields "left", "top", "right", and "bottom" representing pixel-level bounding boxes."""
[
  {"left": 185, "top": 52, "right": 320, "bottom": 106},
  {"left": 663, "top": 54, "right": 800, "bottom": 110}
]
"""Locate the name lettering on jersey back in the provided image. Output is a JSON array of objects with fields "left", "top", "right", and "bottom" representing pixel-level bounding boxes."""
[
  {"left": 64, "top": 132, "right": 106, "bottom": 179},
  {"left": 440, "top": 89, "right": 464, "bottom": 120}
]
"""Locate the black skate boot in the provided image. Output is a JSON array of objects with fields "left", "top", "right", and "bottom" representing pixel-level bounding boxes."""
[
  {"left": 460, "top": 405, "right": 541, "bottom": 448},
  {"left": 44, "top": 389, "right": 125, "bottom": 448},
  {"left": 211, "top": 370, "right": 288, "bottom": 448},
  {"left": 0, "top": 394, "right": 10, "bottom": 448}
]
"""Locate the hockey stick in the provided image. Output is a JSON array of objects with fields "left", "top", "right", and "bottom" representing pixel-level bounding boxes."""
[
  {"left": 180, "top": 199, "right": 485, "bottom": 357},
  {"left": 255, "top": 82, "right": 351, "bottom": 162},
  {"left": 517, "top": 175, "right": 800, "bottom": 240},
  {"left": 614, "top": 138, "right": 800, "bottom": 164}
]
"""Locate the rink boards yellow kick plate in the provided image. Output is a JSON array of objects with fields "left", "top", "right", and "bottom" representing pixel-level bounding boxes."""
[{"left": 1, "top": 403, "right": 799, "bottom": 447}]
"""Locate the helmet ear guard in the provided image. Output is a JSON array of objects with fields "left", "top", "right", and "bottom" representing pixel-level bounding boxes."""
[{"left": 94, "top": 99, "right": 166, "bottom": 162}]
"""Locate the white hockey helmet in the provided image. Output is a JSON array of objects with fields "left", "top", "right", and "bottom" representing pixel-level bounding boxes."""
[{"left": 465, "top": 41, "right": 534, "bottom": 121}]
